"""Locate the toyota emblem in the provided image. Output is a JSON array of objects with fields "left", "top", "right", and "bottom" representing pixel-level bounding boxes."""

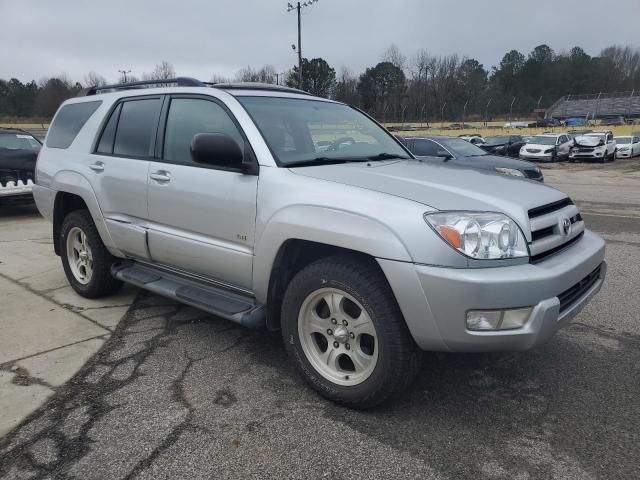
[{"left": 559, "top": 216, "right": 572, "bottom": 236}]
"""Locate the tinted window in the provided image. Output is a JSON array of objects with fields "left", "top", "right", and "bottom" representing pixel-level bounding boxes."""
[
  {"left": 96, "top": 103, "right": 121, "bottom": 154},
  {"left": 412, "top": 139, "right": 440, "bottom": 156},
  {"left": 113, "top": 98, "right": 162, "bottom": 157},
  {"left": 46, "top": 101, "right": 102, "bottom": 149},
  {"left": 163, "top": 98, "right": 244, "bottom": 164}
]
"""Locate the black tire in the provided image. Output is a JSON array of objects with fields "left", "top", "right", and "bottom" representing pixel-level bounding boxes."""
[
  {"left": 60, "top": 210, "right": 122, "bottom": 298},
  {"left": 281, "top": 254, "right": 422, "bottom": 409}
]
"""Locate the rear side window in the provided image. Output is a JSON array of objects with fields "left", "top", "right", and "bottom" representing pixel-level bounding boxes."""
[
  {"left": 46, "top": 101, "right": 102, "bottom": 149},
  {"left": 113, "top": 98, "right": 162, "bottom": 157},
  {"left": 412, "top": 139, "right": 440, "bottom": 156}
]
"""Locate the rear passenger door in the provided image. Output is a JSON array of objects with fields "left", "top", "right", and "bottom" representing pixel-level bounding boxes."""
[
  {"left": 90, "top": 95, "right": 163, "bottom": 260},
  {"left": 145, "top": 94, "right": 258, "bottom": 290}
]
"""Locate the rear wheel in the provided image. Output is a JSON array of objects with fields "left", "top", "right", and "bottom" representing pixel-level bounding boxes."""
[
  {"left": 281, "top": 255, "right": 421, "bottom": 408},
  {"left": 60, "top": 210, "right": 122, "bottom": 298}
]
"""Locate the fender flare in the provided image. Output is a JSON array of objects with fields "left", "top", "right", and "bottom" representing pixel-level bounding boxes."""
[
  {"left": 51, "top": 170, "right": 120, "bottom": 254},
  {"left": 252, "top": 205, "right": 413, "bottom": 302}
]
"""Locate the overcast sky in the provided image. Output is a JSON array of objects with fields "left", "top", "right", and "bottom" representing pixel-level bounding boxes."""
[{"left": 2, "top": 0, "right": 639, "bottom": 84}]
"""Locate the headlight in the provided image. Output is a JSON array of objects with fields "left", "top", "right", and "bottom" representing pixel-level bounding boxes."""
[
  {"left": 544, "top": 148, "right": 555, "bottom": 154},
  {"left": 424, "top": 212, "right": 528, "bottom": 259},
  {"left": 495, "top": 167, "right": 524, "bottom": 177},
  {"left": 618, "top": 146, "right": 629, "bottom": 151}
]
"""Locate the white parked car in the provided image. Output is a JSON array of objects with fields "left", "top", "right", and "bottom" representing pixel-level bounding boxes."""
[
  {"left": 614, "top": 135, "right": 640, "bottom": 159},
  {"left": 569, "top": 131, "right": 616, "bottom": 163},
  {"left": 504, "top": 121, "right": 527, "bottom": 129},
  {"left": 519, "top": 133, "right": 573, "bottom": 162},
  {"left": 459, "top": 135, "right": 486, "bottom": 145}
]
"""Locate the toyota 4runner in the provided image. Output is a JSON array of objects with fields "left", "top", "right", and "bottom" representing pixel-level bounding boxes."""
[{"left": 33, "top": 78, "right": 606, "bottom": 408}]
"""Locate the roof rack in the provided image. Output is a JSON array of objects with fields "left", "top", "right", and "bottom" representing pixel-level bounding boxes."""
[
  {"left": 77, "top": 78, "right": 313, "bottom": 98},
  {"left": 207, "top": 82, "right": 312, "bottom": 96},
  {"left": 80, "top": 77, "right": 205, "bottom": 96}
]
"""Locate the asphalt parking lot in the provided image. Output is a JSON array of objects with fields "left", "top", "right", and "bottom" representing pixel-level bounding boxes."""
[{"left": 1, "top": 160, "right": 639, "bottom": 479}]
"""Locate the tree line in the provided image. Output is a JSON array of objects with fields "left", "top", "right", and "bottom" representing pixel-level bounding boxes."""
[{"left": 1, "top": 45, "right": 639, "bottom": 122}]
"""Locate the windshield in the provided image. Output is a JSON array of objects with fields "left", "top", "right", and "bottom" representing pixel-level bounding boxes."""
[
  {"left": 0, "top": 133, "right": 41, "bottom": 150},
  {"left": 528, "top": 136, "right": 557, "bottom": 146},
  {"left": 237, "top": 96, "right": 409, "bottom": 166},
  {"left": 615, "top": 137, "right": 632, "bottom": 144},
  {"left": 439, "top": 138, "right": 487, "bottom": 157},
  {"left": 484, "top": 136, "right": 509, "bottom": 145}
]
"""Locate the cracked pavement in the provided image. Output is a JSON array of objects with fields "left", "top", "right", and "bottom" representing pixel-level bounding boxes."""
[{"left": 1, "top": 165, "right": 639, "bottom": 479}]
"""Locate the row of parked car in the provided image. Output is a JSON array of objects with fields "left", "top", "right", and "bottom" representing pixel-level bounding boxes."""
[
  {"left": 395, "top": 130, "right": 640, "bottom": 184},
  {"left": 459, "top": 131, "right": 640, "bottom": 162}
]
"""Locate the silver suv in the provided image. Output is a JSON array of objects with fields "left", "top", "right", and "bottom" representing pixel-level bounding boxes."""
[{"left": 33, "top": 78, "right": 606, "bottom": 408}]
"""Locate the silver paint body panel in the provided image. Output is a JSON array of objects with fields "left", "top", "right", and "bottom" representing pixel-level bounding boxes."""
[{"left": 34, "top": 86, "right": 606, "bottom": 352}]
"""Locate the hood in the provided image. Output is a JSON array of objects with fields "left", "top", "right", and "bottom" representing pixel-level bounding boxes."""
[
  {"left": 574, "top": 136, "right": 602, "bottom": 147},
  {"left": 289, "top": 160, "right": 565, "bottom": 233},
  {"left": 470, "top": 154, "right": 540, "bottom": 171},
  {"left": 523, "top": 143, "right": 556, "bottom": 151}
]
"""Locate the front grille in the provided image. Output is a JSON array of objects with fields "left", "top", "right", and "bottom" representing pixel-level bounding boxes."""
[
  {"left": 577, "top": 147, "right": 594, "bottom": 153},
  {"left": 526, "top": 148, "right": 541, "bottom": 153},
  {"left": 558, "top": 265, "right": 602, "bottom": 313},
  {"left": 527, "top": 198, "right": 585, "bottom": 263},
  {"left": 0, "top": 170, "right": 33, "bottom": 187},
  {"left": 528, "top": 198, "right": 573, "bottom": 218}
]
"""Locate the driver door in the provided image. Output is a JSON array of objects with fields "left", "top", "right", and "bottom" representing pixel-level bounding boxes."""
[{"left": 145, "top": 95, "right": 258, "bottom": 290}]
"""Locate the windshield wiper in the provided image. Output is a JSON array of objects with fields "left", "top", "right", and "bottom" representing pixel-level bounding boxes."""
[
  {"left": 367, "top": 153, "right": 411, "bottom": 160},
  {"left": 285, "top": 157, "right": 370, "bottom": 168}
]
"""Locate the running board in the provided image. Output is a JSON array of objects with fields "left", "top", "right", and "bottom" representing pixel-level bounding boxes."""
[{"left": 111, "top": 262, "right": 265, "bottom": 328}]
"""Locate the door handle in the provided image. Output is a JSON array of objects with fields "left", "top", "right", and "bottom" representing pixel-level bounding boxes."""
[
  {"left": 89, "top": 162, "right": 104, "bottom": 172},
  {"left": 150, "top": 171, "right": 171, "bottom": 183}
]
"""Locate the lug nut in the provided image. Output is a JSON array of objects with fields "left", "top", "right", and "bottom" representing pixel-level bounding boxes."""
[
  {"left": 349, "top": 332, "right": 355, "bottom": 339},
  {"left": 345, "top": 343, "right": 350, "bottom": 350},
  {"left": 331, "top": 318, "right": 337, "bottom": 325},
  {"left": 342, "top": 319, "right": 348, "bottom": 326},
  {"left": 333, "top": 341, "right": 339, "bottom": 348},
  {"left": 327, "top": 329, "right": 333, "bottom": 335}
]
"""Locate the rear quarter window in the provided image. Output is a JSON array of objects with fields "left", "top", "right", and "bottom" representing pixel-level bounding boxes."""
[{"left": 46, "top": 101, "right": 102, "bottom": 149}]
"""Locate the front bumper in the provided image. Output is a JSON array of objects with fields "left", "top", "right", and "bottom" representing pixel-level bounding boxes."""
[
  {"left": 616, "top": 151, "right": 632, "bottom": 158},
  {"left": 519, "top": 153, "right": 553, "bottom": 162},
  {"left": 569, "top": 151, "right": 606, "bottom": 160},
  {"left": 378, "top": 229, "right": 606, "bottom": 352}
]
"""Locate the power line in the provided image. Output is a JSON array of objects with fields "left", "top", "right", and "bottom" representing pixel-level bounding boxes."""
[{"left": 286, "top": 0, "right": 319, "bottom": 89}]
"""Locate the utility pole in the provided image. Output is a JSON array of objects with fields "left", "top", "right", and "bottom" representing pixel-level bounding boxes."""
[
  {"left": 287, "top": 1, "right": 318, "bottom": 90},
  {"left": 118, "top": 69, "right": 131, "bottom": 83}
]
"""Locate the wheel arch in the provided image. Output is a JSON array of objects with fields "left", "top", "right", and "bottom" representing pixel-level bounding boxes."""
[
  {"left": 255, "top": 206, "right": 413, "bottom": 331},
  {"left": 51, "top": 171, "right": 118, "bottom": 256}
]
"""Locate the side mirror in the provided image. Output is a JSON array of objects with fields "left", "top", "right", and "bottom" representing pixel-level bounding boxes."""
[{"left": 190, "top": 133, "right": 248, "bottom": 171}]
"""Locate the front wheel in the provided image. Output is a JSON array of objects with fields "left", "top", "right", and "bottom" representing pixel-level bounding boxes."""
[
  {"left": 60, "top": 210, "right": 122, "bottom": 298},
  {"left": 281, "top": 255, "right": 422, "bottom": 409}
]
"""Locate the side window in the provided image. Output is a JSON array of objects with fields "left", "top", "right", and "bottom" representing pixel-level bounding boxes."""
[
  {"left": 634, "top": 137, "right": 639, "bottom": 144},
  {"left": 46, "top": 101, "right": 102, "bottom": 149},
  {"left": 163, "top": 98, "right": 244, "bottom": 164},
  {"left": 559, "top": 135, "right": 567, "bottom": 144},
  {"left": 113, "top": 98, "right": 162, "bottom": 158},
  {"left": 412, "top": 139, "right": 440, "bottom": 156},
  {"left": 96, "top": 103, "right": 121, "bottom": 154}
]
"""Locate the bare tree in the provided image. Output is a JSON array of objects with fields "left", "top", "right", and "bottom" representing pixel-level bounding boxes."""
[
  {"left": 210, "top": 73, "right": 232, "bottom": 83},
  {"left": 382, "top": 44, "right": 407, "bottom": 72},
  {"left": 83, "top": 72, "right": 107, "bottom": 88},
  {"left": 235, "top": 64, "right": 277, "bottom": 83},
  {"left": 143, "top": 61, "right": 176, "bottom": 80}
]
